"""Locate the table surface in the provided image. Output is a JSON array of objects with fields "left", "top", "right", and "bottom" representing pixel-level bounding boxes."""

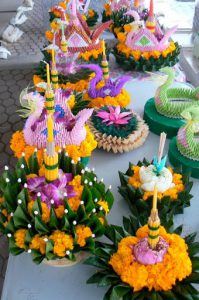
[{"left": 2, "top": 78, "right": 199, "bottom": 300}]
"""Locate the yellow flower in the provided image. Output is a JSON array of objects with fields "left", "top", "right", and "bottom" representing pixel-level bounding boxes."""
[
  {"left": 68, "top": 175, "right": 84, "bottom": 211},
  {"left": 28, "top": 200, "right": 34, "bottom": 215},
  {"left": 97, "top": 200, "right": 109, "bottom": 214},
  {"left": 50, "top": 20, "right": 59, "bottom": 31},
  {"left": 33, "top": 74, "right": 45, "bottom": 93},
  {"left": 50, "top": 230, "right": 74, "bottom": 257},
  {"left": 76, "top": 225, "right": 92, "bottom": 247},
  {"left": 67, "top": 94, "right": 75, "bottom": 109},
  {"left": 30, "top": 234, "right": 46, "bottom": 254},
  {"left": 109, "top": 225, "right": 192, "bottom": 292},
  {"left": 84, "top": 89, "right": 130, "bottom": 108},
  {"left": 58, "top": 1, "right": 67, "bottom": 9},
  {"left": 14, "top": 229, "right": 27, "bottom": 249},
  {"left": 88, "top": 9, "right": 95, "bottom": 17},
  {"left": 142, "top": 52, "right": 151, "bottom": 60},
  {"left": 114, "top": 27, "right": 122, "bottom": 35},
  {"left": 117, "top": 32, "right": 126, "bottom": 43},
  {"left": 55, "top": 205, "right": 65, "bottom": 219},
  {"left": 10, "top": 131, "right": 26, "bottom": 158},
  {"left": 45, "top": 31, "right": 53, "bottom": 42},
  {"left": 41, "top": 202, "right": 50, "bottom": 223},
  {"left": 124, "top": 24, "right": 132, "bottom": 33},
  {"left": 131, "top": 50, "right": 141, "bottom": 61}
]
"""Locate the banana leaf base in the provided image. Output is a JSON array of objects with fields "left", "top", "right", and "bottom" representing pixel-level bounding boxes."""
[
  {"left": 144, "top": 98, "right": 184, "bottom": 138},
  {"left": 43, "top": 251, "right": 89, "bottom": 267},
  {"left": 169, "top": 137, "right": 199, "bottom": 179}
]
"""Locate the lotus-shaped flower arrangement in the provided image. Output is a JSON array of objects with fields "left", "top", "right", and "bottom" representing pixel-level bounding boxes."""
[{"left": 96, "top": 106, "right": 132, "bottom": 126}]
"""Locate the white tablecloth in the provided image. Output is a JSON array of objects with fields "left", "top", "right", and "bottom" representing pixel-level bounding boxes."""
[{"left": 2, "top": 78, "right": 199, "bottom": 300}]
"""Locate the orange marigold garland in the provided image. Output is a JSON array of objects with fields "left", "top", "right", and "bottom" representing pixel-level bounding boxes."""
[
  {"left": 10, "top": 126, "right": 97, "bottom": 165},
  {"left": 0, "top": 151, "right": 114, "bottom": 265},
  {"left": 85, "top": 217, "right": 199, "bottom": 300}
]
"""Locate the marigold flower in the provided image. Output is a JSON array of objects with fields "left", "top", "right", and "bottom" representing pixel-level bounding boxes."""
[
  {"left": 128, "top": 165, "right": 185, "bottom": 201},
  {"left": 55, "top": 205, "right": 65, "bottom": 219},
  {"left": 14, "top": 229, "right": 27, "bottom": 249},
  {"left": 76, "top": 225, "right": 92, "bottom": 247},
  {"left": 30, "top": 234, "right": 46, "bottom": 254},
  {"left": 50, "top": 230, "right": 73, "bottom": 257},
  {"left": 124, "top": 24, "right": 132, "bottom": 33},
  {"left": 97, "top": 200, "right": 109, "bottom": 214},
  {"left": 117, "top": 32, "right": 126, "bottom": 43},
  {"left": 109, "top": 225, "right": 192, "bottom": 292}
]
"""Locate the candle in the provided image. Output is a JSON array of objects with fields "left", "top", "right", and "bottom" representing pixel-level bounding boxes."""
[
  {"left": 102, "top": 40, "right": 106, "bottom": 57},
  {"left": 47, "top": 114, "right": 54, "bottom": 143},
  {"left": 46, "top": 63, "right": 50, "bottom": 86},
  {"left": 152, "top": 185, "right": 158, "bottom": 211},
  {"left": 52, "top": 48, "right": 55, "bottom": 66}
]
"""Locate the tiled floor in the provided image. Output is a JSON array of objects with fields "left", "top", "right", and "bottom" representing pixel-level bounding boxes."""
[{"left": 0, "top": 68, "right": 34, "bottom": 297}]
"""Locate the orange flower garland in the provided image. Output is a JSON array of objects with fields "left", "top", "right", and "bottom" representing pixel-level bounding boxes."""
[
  {"left": 10, "top": 126, "right": 97, "bottom": 164},
  {"left": 109, "top": 225, "right": 192, "bottom": 292},
  {"left": 128, "top": 165, "right": 185, "bottom": 201}
]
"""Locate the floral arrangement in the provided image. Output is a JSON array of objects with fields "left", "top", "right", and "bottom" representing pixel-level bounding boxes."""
[
  {"left": 113, "top": 35, "right": 180, "bottom": 71},
  {"left": 81, "top": 64, "right": 131, "bottom": 108},
  {"left": 85, "top": 216, "right": 199, "bottom": 300},
  {"left": 102, "top": 5, "right": 148, "bottom": 37},
  {"left": 48, "top": 2, "right": 98, "bottom": 28},
  {"left": 10, "top": 88, "right": 97, "bottom": 164},
  {"left": 84, "top": 9, "right": 99, "bottom": 27},
  {"left": 0, "top": 152, "right": 114, "bottom": 265},
  {"left": 118, "top": 158, "right": 193, "bottom": 225},
  {"left": 89, "top": 106, "right": 149, "bottom": 153},
  {"left": 10, "top": 126, "right": 96, "bottom": 166},
  {"left": 33, "top": 50, "right": 94, "bottom": 94}
]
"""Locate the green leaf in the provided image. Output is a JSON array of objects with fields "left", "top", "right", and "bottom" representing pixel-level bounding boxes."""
[
  {"left": 173, "top": 284, "right": 194, "bottom": 300},
  {"left": 25, "top": 230, "right": 34, "bottom": 245},
  {"left": 118, "top": 171, "right": 129, "bottom": 186},
  {"left": 87, "top": 271, "right": 108, "bottom": 284},
  {"left": 105, "top": 190, "right": 114, "bottom": 210},
  {"left": 183, "top": 272, "right": 199, "bottom": 284},
  {"left": 192, "top": 257, "right": 199, "bottom": 271},
  {"left": 9, "top": 237, "right": 24, "bottom": 256},
  {"left": 32, "top": 198, "right": 42, "bottom": 215},
  {"left": 4, "top": 184, "right": 18, "bottom": 211},
  {"left": 61, "top": 215, "right": 70, "bottom": 230},
  {"left": 17, "top": 189, "right": 28, "bottom": 206},
  {"left": 82, "top": 186, "right": 95, "bottom": 213},
  {"left": 49, "top": 208, "right": 59, "bottom": 229},
  {"left": 160, "top": 291, "right": 178, "bottom": 300},
  {"left": 98, "top": 275, "right": 120, "bottom": 287},
  {"left": 5, "top": 218, "right": 15, "bottom": 233},
  {"left": 28, "top": 152, "right": 39, "bottom": 174},
  {"left": 13, "top": 205, "right": 30, "bottom": 228},
  {"left": 84, "top": 256, "right": 108, "bottom": 268},
  {"left": 77, "top": 205, "right": 88, "bottom": 223},
  {"left": 185, "top": 233, "right": 197, "bottom": 245},
  {"left": 110, "top": 284, "right": 131, "bottom": 300},
  {"left": 35, "top": 216, "right": 49, "bottom": 234},
  {"left": 31, "top": 249, "right": 44, "bottom": 264},
  {"left": 188, "top": 242, "right": 199, "bottom": 257}
]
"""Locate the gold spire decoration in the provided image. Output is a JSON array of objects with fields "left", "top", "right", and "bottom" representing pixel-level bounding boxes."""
[
  {"left": 51, "top": 48, "right": 59, "bottom": 90},
  {"left": 44, "top": 113, "right": 59, "bottom": 182},
  {"left": 101, "top": 40, "right": 109, "bottom": 81},
  {"left": 45, "top": 63, "right": 55, "bottom": 114},
  {"left": 148, "top": 185, "right": 160, "bottom": 249},
  {"left": 61, "top": 24, "right": 68, "bottom": 53}
]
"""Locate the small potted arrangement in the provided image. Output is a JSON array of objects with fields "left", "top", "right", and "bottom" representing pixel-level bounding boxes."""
[
  {"left": 0, "top": 115, "right": 114, "bottom": 266},
  {"left": 11, "top": 65, "right": 97, "bottom": 166},
  {"left": 118, "top": 133, "right": 193, "bottom": 225},
  {"left": 85, "top": 201, "right": 199, "bottom": 300},
  {"left": 89, "top": 105, "right": 149, "bottom": 153}
]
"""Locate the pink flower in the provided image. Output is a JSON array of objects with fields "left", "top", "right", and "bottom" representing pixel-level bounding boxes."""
[{"left": 96, "top": 106, "right": 132, "bottom": 126}]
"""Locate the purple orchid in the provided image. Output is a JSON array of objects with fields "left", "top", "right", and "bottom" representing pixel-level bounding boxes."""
[
  {"left": 96, "top": 106, "right": 132, "bottom": 126},
  {"left": 27, "top": 170, "right": 76, "bottom": 208}
]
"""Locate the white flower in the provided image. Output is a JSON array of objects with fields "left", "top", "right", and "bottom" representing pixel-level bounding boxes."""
[{"left": 139, "top": 165, "right": 175, "bottom": 193}]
